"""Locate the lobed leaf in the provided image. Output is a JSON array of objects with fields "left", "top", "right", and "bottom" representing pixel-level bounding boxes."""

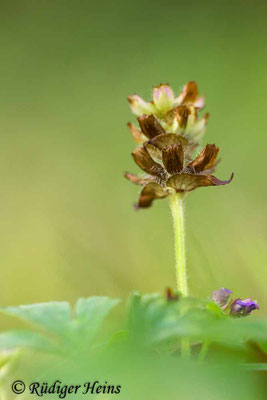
[
  {"left": 0, "top": 330, "right": 57, "bottom": 352},
  {"left": 0, "top": 302, "right": 72, "bottom": 336}
]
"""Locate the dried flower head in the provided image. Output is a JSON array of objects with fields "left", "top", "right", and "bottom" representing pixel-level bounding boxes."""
[
  {"left": 212, "top": 288, "right": 232, "bottom": 308},
  {"left": 125, "top": 138, "right": 233, "bottom": 208},
  {"left": 128, "top": 82, "right": 208, "bottom": 145},
  {"left": 230, "top": 298, "right": 260, "bottom": 317}
]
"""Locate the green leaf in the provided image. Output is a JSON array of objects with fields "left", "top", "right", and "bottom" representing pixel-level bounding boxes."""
[
  {"left": 0, "top": 302, "right": 72, "bottom": 336},
  {"left": 127, "top": 292, "right": 182, "bottom": 346},
  {"left": 206, "top": 301, "right": 226, "bottom": 317},
  {"left": 0, "top": 330, "right": 57, "bottom": 352},
  {"left": 73, "top": 297, "right": 120, "bottom": 342},
  {"left": 0, "top": 297, "right": 120, "bottom": 352}
]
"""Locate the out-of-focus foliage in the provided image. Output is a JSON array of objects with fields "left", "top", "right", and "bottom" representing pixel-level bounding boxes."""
[
  {"left": 0, "top": 293, "right": 266, "bottom": 360},
  {"left": 0, "top": 294, "right": 266, "bottom": 399},
  {"left": 126, "top": 293, "right": 267, "bottom": 352}
]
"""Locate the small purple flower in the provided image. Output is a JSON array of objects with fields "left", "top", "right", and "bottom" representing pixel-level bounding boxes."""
[
  {"left": 230, "top": 298, "right": 260, "bottom": 317},
  {"left": 212, "top": 288, "right": 232, "bottom": 307}
]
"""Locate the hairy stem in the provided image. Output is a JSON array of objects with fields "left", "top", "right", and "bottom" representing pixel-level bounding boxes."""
[
  {"left": 169, "top": 192, "right": 190, "bottom": 358},
  {"left": 169, "top": 193, "right": 188, "bottom": 297}
]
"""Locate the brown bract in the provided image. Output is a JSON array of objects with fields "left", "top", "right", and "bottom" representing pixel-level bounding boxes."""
[
  {"left": 127, "top": 114, "right": 166, "bottom": 143},
  {"left": 176, "top": 81, "right": 205, "bottom": 108},
  {"left": 125, "top": 139, "right": 233, "bottom": 209},
  {"left": 137, "top": 114, "right": 166, "bottom": 139}
]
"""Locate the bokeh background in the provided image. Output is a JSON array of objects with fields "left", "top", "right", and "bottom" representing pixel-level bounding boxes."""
[{"left": 0, "top": 0, "right": 266, "bottom": 327}]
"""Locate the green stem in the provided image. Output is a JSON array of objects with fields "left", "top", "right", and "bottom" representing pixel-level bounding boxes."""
[
  {"left": 169, "top": 193, "right": 188, "bottom": 297},
  {"left": 198, "top": 340, "right": 210, "bottom": 362},
  {"left": 169, "top": 193, "right": 190, "bottom": 358}
]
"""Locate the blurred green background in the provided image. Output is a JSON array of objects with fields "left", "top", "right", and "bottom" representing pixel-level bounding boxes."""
[{"left": 0, "top": 0, "right": 266, "bottom": 322}]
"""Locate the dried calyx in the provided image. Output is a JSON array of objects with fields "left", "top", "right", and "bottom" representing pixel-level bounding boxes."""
[
  {"left": 125, "top": 137, "right": 233, "bottom": 208},
  {"left": 212, "top": 288, "right": 232, "bottom": 309}
]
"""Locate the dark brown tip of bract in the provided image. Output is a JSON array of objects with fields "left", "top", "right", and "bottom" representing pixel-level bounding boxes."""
[
  {"left": 153, "top": 83, "right": 170, "bottom": 88},
  {"left": 229, "top": 172, "right": 234, "bottom": 182},
  {"left": 166, "top": 287, "right": 179, "bottom": 302}
]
